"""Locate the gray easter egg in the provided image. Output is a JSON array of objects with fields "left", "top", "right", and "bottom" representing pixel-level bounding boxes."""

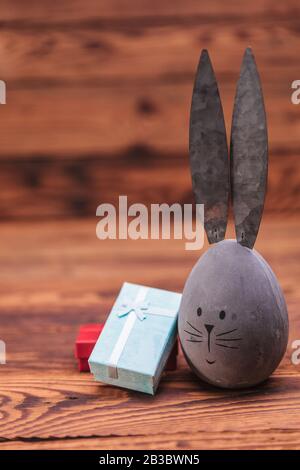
[{"left": 178, "top": 240, "right": 288, "bottom": 389}]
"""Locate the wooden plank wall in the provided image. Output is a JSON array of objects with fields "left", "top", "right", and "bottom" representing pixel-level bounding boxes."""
[{"left": 0, "top": 0, "right": 300, "bottom": 220}]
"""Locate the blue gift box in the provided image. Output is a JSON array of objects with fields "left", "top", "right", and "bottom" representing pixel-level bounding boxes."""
[{"left": 89, "top": 282, "right": 181, "bottom": 395}]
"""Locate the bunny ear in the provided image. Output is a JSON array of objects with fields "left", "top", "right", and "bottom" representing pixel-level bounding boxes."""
[
  {"left": 230, "top": 48, "right": 268, "bottom": 249},
  {"left": 189, "top": 49, "right": 229, "bottom": 244}
]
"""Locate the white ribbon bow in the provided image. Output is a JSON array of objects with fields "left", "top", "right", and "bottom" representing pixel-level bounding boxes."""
[{"left": 116, "top": 299, "right": 150, "bottom": 321}]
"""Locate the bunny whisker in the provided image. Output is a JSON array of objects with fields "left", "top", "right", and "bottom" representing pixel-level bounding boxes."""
[
  {"left": 216, "top": 343, "right": 239, "bottom": 350},
  {"left": 187, "top": 339, "right": 203, "bottom": 343},
  {"left": 216, "top": 338, "right": 242, "bottom": 342},
  {"left": 216, "top": 328, "right": 238, "bottom": 337},
  {"left": 184, "top": 329, "right": 202, "bottom": 338},
  {"left": 186, "top": 321, "right": 203, "bottom": 335}
]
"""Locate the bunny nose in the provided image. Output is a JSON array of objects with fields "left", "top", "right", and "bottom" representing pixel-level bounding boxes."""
[{"left": 205, "top": 324, "right": 214, "bottom": 334}]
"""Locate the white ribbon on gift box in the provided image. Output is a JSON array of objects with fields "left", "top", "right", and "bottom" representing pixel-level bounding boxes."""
[{"left": 107, "top": 286, "right": 177, "bottom": 379}]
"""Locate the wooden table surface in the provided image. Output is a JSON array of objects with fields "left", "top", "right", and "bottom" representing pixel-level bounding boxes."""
[{"left": 0, "top": 215, "right": 299, "bottom": 450}]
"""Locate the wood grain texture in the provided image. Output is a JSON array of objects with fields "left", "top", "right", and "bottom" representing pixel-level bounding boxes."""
[
  {"left": 0, "top": 2, "right": 300, "bottom": 219},
  {"left": 0, "top": 28, "right": 299, "bottom": 158},
  {"left": 0, "top": 81, "right": 299, "bottom": 219},
  {"left": 0, "top": 151, "right": 299, "bottom": 221},
  {"left": 1, "top": 1, "right": 300, "bottom": 24},
  {"left": 0, "top": 83, "right": 298, "bottom": 160},
  {"left": 1, "top": 24, "right": 300, "bottom": 84},
  {"left": 0, "top": 216, "right": 299, "bottom": 449}
]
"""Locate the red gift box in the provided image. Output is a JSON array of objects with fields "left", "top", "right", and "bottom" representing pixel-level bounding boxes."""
[
  {"left": 75, "top": 323, "right": 104, "bottom": 372},
  {"left": 75, "top": 323, "right": 178, "bottom": 372}
]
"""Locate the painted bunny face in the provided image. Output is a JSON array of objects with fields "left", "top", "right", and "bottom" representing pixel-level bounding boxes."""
[
  {"left": 178, "top": 240, "right": 288, "bottom": 389},
  {"left": 183, "top": 306, "right": 241, "bottom": 366}
]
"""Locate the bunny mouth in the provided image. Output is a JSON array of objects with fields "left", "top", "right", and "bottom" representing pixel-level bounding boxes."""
[{"left": 206, "top": 359, "right": 215, "bottom": 365}]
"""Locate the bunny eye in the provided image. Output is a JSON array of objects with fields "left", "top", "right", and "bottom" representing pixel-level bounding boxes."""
[
  {"left": 197, "top": 307, "right": 202, "bottom": 316},
  {"left": 219, "top": 310, "right": 226, "bottom": 320}
]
